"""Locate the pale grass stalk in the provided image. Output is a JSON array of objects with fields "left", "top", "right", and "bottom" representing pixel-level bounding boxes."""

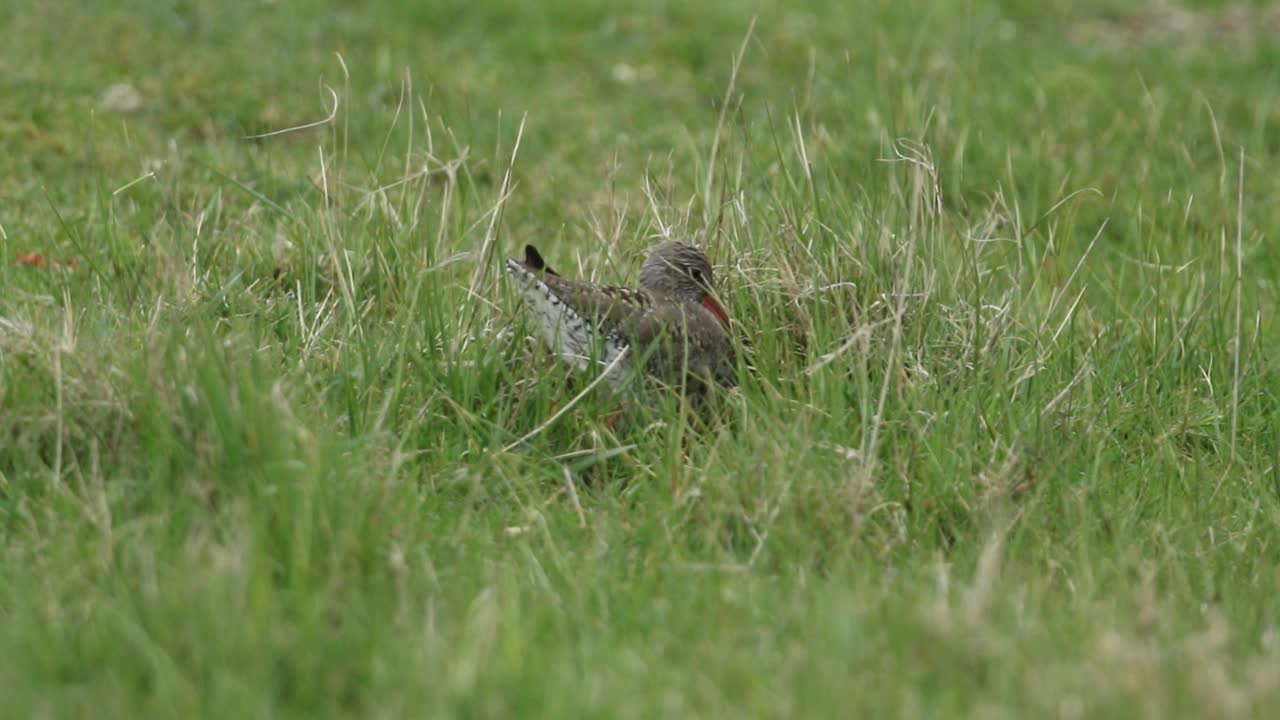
[
  {"left": 703, "top": 18, "right": 755, "bottom": 224},
  {"left": 503, "top": 347, "right": 630, "bottom": 453}
]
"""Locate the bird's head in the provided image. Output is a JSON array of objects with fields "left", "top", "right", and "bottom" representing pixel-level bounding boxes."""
[{"left": 638, "top": 241, "right": 730, "bottom": 328}]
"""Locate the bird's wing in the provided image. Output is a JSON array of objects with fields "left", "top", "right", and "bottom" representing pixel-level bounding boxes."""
[
  {"left": 505, "top": 258, "right": 638, "bottom": 375},
  {"left": 612, "top": 302, "right": 736, "bottom": 389}
]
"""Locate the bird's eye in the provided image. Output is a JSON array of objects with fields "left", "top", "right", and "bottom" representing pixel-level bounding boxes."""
[{"left": 689, "top": 267, "right": 707, "bottom": 285}]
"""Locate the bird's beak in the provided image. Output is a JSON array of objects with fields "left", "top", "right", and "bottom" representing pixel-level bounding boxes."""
[{"left": 701, "top": 294, "right": 731, "bottom": 329}]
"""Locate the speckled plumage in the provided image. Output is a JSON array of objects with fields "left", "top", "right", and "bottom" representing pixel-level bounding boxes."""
[{"left": 505, "top": 241, "right": 736, "bottom": 395}]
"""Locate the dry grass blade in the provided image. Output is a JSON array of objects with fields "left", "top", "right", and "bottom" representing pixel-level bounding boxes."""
[
  {"left": 243, "top": 86, "right": 340, "bottom": 140},
  {"left": 503, "top": 347, "right": 630, "bottom": 453},
  {"left": 464, "top": 114, "right": 527, "bottom": 340},
  {"left": 704, "top": 17, "right": 756, "bottom": 223}
]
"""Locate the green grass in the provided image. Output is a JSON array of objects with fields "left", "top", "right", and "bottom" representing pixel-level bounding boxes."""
[{"left": 3, "top": 0, "right": 1280, "bottom": 716}]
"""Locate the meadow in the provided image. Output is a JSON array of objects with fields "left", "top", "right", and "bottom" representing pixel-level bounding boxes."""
[{"left": 2, "top": 0, "right": 1279, "bottom": 716}]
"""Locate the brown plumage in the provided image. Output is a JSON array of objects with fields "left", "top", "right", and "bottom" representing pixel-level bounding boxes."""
[{"left": 505, "top": 241, "right": 736, "bottom": 396}]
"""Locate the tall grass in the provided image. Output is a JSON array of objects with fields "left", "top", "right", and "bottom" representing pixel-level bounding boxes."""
[{"left": 2, "top": 0, "right": 1279, "bottom": 717}]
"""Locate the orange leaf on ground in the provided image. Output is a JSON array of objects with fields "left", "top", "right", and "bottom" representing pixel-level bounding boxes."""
[{"left": 17, "top": 252, "right": 48, "bottom": 268}]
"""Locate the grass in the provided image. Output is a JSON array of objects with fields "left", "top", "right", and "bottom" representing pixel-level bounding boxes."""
[{"left": 3, "top": 0, "right": 1280, "bottom": 716}]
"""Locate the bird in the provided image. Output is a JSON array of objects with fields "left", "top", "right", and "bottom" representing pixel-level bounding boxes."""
[{"left": 505, "top": 241, "right": 736, "bottom": 399}]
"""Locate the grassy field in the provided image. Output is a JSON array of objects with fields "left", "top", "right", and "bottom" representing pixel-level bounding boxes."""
[{"left": 3, "top": 0, "right": 1280, "bottom": 716}]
